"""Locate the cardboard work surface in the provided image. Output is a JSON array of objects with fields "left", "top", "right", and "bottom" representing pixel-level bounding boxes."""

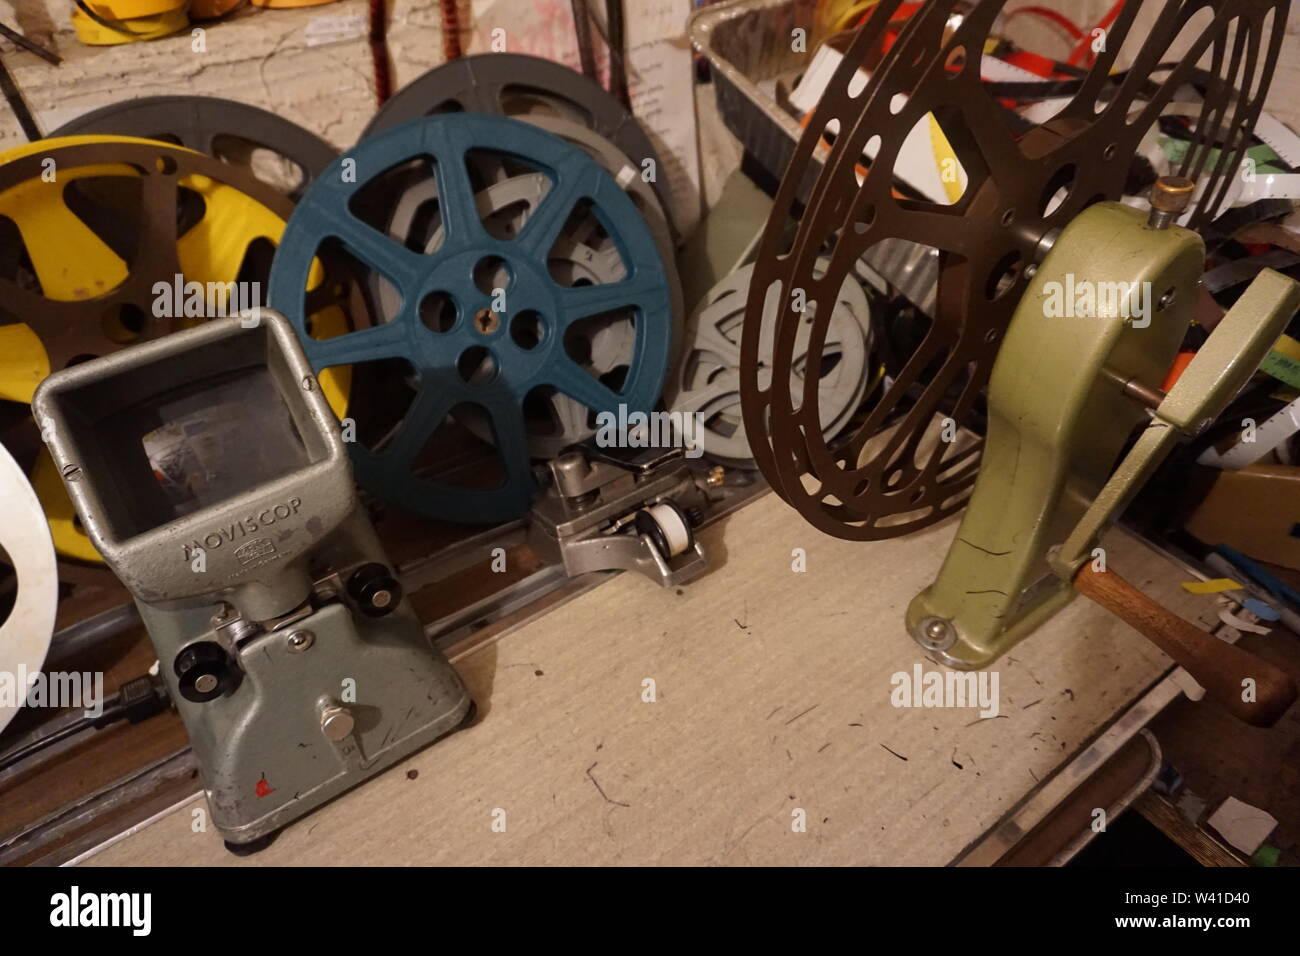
[{"left": 85, "top": 492, "right": 1209, "bottom": 866}]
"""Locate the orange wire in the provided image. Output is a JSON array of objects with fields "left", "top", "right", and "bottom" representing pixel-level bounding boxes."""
[
  {"left": 798, "top": 111, "right": 907, "bottom": 199},
  {"left": 1004, "top": 5, "right": 1085, "bottom": 42}
]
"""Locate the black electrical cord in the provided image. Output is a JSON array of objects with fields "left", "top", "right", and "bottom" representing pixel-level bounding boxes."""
[
  {"left": 604, "top": 0, "right": 629, "bottom": 110},
  {"left": 73, "top": 0, "right": 156, "bottom": 37},
  {"left": 571, "top": 0, "right": 597, "bottom": 82},
  {"left": 0, "top": 20, "right": 53, "bottom": 143},
  {"left": 0, "top": 56, "right": 40, "bottom": 141},
  {"left": 0, "top": 673, "right": 170, "bottom": 775},
  {"left": 0, "top": 22, "right": 61, "bottom": 64}
]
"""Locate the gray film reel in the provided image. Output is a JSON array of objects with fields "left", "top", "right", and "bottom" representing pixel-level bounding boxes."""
[
  {"left": 521, "top": 115, "right": 684, "bottom": 375},
  {"left": 668, "top": 262, "right": 873, "bottom": 468}
]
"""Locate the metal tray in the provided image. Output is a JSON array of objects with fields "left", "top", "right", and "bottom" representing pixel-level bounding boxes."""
[
  {"left": 688, "top": 0, "right": 823, "bottom": 190},
  {"left": 689, "top": 0, "right": 939, "bottom": 315}
]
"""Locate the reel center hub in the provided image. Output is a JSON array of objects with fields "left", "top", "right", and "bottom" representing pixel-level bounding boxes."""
[{"left": 473, "top": 307, "right": 501, "bottom": 336}]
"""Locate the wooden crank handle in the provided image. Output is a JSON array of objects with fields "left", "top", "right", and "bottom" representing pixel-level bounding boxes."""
[{"left": 1074, "top": 564, "right": 1297, "bottom": 727}]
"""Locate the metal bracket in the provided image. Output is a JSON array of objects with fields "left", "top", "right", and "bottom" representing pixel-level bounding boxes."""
[
  {"left": 1050, "top": 267, "right": 1300, "bottom": 579},
  {"left": 528, "top": 445, "right": 712, "bottom": 587}
]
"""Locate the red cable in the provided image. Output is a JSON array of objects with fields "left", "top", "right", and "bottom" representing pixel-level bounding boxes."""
[
  {"left": 439, "top": 0, "right": 462, "bottom": 61},
  {"left": 369, "top": 0, "right": 392, "bottom": 106},
  {"left": 1067, "top": 0, "right": 1126, "bottom": 69},
  {"left": 1004, "top": 5, "right": 1085, "bottom": 41}
]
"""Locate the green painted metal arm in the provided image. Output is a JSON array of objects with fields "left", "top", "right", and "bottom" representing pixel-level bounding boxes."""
[
  {"left": 906, "top": 202, "right": 1204, "bottom": 668},
  {"left": 1051, "top": 268, "right": 1300, "bottom": 578}
]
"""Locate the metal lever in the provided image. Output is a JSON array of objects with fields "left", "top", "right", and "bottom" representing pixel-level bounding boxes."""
[
  {"left": 1049, "top": 268, "right": 1300, "bottom": 726},
  {"left": 1074, "top": 563, "right": 1296, "bottom": 727},
  {"left": 1051, "top": 269, "right": 1300, "bottom": 573}
]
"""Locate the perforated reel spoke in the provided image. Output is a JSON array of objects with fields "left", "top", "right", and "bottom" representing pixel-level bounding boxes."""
[
  {"left": 268, "top": 115, "right": 674, "bottom": 523},
  {"left": 50, "top": 95, "right": 338, "bottom": 200},
  {"left": 740, "top": 0, "right": 1287, "bottom": 540}
]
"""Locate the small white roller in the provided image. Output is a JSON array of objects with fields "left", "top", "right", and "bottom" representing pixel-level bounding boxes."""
[{"left": 645, "top": 502, "right": 691, "bottom": 557}]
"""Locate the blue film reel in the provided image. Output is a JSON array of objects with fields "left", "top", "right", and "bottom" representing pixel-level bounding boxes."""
[{"left": 268, "top": 115, "right": 671, "bottom": 522}]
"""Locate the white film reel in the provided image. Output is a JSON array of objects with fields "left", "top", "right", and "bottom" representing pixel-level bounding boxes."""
[
  {"left": 0, "top": 441, "right": 58, "bottom": 733},
  {"left": 668, "top": 262, "right": 873, "bottom": 468}
]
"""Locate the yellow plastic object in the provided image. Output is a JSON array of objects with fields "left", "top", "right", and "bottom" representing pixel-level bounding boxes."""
[
  {"left": 0, "top": 324, "right": 51, "bottom": 404},
  {"left": 81, "top": 0, "right": 186, "bottom": 17},
  {"left": 191, "top": 0, "right": 245, "bottom": 18},
  {"left": 1181, "top": 578, "right": 1244, "bottom": 594},
  {"left": 32, "top": 449, "right": 101, "bottom": 563},
  {"left": 927, "top": 113, "right": 962, "bottom": 205},
  {"left": 0, "top": 135, "right": 351, "bottom": 560},
  {"left": 72, "top": 5, "right": 189, "bottom": 45}
]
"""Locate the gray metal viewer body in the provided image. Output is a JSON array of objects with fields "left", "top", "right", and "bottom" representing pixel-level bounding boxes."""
[{"left": 32, "top": 312, "right": 471, "bottom": 847}]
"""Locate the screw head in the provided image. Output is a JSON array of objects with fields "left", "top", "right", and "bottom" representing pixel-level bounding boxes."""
[
  {"left": 194, "top": 674, "right": 218, "bottom": 694},
  {"left": 286, "top": 630, "right": 315, "bottom": 653},
  {"left": 915, "top": 616, "right": 957, "bottom": 651}
]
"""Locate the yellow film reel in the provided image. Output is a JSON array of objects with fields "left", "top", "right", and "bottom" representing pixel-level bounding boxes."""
[
  {"left": 71, "top": 4, "right": 189, "bottom": 45},
  {"left": 0, "top": 134, "right": 351, "bottom": 561},
  {"left": 250, "top": 0, "right": 340, "bottom": 7}
]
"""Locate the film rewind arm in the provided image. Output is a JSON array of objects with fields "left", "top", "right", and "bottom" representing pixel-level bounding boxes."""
[
  {"left": 908, "top": 198, "right": 1299, "bottom": 727},
  {"left": 1054, "top": 270, "right": 1300, "bottom": 727}
]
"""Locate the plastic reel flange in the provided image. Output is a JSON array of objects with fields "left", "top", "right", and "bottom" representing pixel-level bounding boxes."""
[
  {"left": 360, "top": 53, "right": 675, "bottom": 235},
  {"left": 268, "top": 115, "right": 674, "bottom": 523},
  {"left": 380, "top": 115, "right": 685, "bottom": 459},
  {"left": 384, "top": 171, "right": 642, "bottom": 459},
  {"left": 52, "top": 95, "right": 338, "bottom": 200},
  {"left": 0, "top": 442, "right": 57, "bottom": 734},
  {"left": 670, "top": 262, "right": 872, "bottom": 469},
  {"left": 740, "top": 0, "right": 1288, "bottom": 540}
]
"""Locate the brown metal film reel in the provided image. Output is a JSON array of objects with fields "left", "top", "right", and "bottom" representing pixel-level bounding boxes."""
[{"left": 740, "top": 0, "right": 1289, "bottom": 541}]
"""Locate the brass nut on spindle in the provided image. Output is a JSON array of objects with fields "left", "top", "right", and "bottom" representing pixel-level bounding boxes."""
[{"left": 1147, "top": 176, "right": 1196, "bottom": 229}]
